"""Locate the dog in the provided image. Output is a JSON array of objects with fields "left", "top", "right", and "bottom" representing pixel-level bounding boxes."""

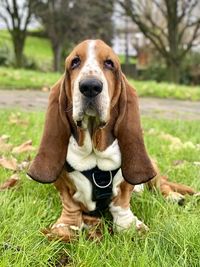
[{"left": 28, "top": 40, "right": 198, "bottom": 241}]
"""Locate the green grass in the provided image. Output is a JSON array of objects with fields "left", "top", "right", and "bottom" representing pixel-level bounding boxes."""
[
  {"left": 0, "top": 30, "right": 53, "bottom": 70},
  {"left": 0, "top": 67, "right": 60, "bottom": 89},
  {"left": 1, "top": 30, "right": 200, "bottom": 100},
  {"left": 130, "top": 79, "right": 200, "bottom": 101},
  {"left": 0, "top": 67, "right": 200, "bottom": 100},
  {"left": 0, "top": 109, "right": 200, "bottom": 266},
  {"left": 0, "top": 30, "right": 133, "bottom": 66}
]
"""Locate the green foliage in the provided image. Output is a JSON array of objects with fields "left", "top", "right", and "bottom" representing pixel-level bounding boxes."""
[
  {"left": 139, "top": 51, "right": 200, "bottom": 86},
  {"left": 181, "top": 52, "right": 200, "bottom": 85},
  {"left": 0, "top": 67, "right": 60, "bottom": 89},
  {"left": 0, "top": 66, "right": 199, "bottom": 100},
  {"left": 0, "top": 30, "right": 52, "bottom": 71},
  {"left": 0, "top": 110, "right": 200, "bottom": 266},
  {"left": 0, "top": 45, "right": 14, "bottom": 66},
  {"left": 130, "top": 79, "right": 200, "bottom": 101},
  {"left": 139, "top": 63, "right": 168, "bottom": 82}
]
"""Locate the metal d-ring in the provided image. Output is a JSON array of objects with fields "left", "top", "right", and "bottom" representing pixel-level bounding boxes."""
[{"left": 92, "top": 171, "right": 113, "bottom": 189}]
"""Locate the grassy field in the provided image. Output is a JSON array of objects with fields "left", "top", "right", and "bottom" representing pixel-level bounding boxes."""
[
  {"left": 0, "top": 109, "right": 200, "bottom": 266},
  {"left": 0, "top": 67, "right": 60, "bottom": 90},
  {"left": 0, "top": 31, "right": 135, "bottom": 66},
  {"left": 1, "top": 30, "right": 200, "bottom": 100},
  {"left": 0, "top": 30, "right": 53, "bottom": 70},
  {"left": 1, "top": 67, "right": 200, "bottom": 100}
]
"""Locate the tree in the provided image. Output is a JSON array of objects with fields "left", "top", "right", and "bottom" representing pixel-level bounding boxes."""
[
  {"left": 118, "top": 0, "right": 200, "bottom": 83},
  {"left": 0, "top": 0, "right": 34, "bottom": 67},
  {"left": 33, "top": 0, "right": 75, "bottom": 72},
  {"left": 33, "top": 0, "right": 114, "bottom": 72}
]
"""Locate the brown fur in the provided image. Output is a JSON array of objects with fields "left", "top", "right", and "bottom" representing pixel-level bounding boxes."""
[{"left": 27, "top": 40, "right": 198, "bottom": 241}]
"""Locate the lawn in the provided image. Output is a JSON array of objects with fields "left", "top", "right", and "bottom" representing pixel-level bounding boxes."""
[
  {"left": 0, "top": 67, "right": 60, "bottom": 90},
  {"left": 0, "top": 30, "right": 53, "bottom": 70},
  {"left": 1, "top": 30, "right": 200, "bottom": 100},
  {"left": 0, "top": 67, "right": 200, "bottom": 101},
  {"left": 0, "top": 109, "right": 200, "bottom": 266}
]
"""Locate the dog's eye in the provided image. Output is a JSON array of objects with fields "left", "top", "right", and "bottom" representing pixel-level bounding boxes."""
[
  {"left": 71, "top": 57, "right": 81, "bottom": 69},
  {"left": 104, "top": 59, "right": 114, "bottom": 69}
]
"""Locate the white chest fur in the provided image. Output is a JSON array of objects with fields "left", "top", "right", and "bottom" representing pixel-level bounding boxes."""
[
  {"left": 66, "top": 130, "right": 123, "bottom": 211},
  {"left": 66, "top": 130, "right": 121, "bottom": 171}
]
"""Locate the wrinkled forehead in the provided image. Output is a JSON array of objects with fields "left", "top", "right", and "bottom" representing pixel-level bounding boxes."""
[{"left": 66, "top": 39, "right": 119, "bottom": 66}]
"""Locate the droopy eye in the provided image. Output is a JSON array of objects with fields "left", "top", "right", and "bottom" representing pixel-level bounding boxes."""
[
  {"left": 71, "top": 56, "right": 81, "bottom": 69},
  {"left": 104, "top": 59, "right": 114, "bottom": 69}
]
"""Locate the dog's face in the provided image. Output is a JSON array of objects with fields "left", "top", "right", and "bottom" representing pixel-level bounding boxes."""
[
  {"left": 28, "top": 39, "right": 156, "bottom": 185},
  {"left": 65, "top": 40, "right": 121, "bottom": 126}
]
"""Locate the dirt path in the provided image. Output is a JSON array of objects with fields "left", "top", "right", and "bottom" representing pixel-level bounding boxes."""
[{"left": 0, "top": 90, "right": 200, "bottom": 120}]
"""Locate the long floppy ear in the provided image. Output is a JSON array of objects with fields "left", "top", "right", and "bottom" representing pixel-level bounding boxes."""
[
  {"left": 27, "top": 77, "right": 71, "bottom": 183},
  {"left": 114, "top": 74, "right": 156, "bottom": 185}
]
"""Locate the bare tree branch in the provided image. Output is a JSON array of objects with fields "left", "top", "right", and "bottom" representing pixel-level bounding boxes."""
[{"left": 118, "top": 0, "right": 200, "bottom": 83}]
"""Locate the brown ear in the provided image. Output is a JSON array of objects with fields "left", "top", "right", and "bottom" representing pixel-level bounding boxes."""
[
  {"left": 114, "top": 75, "right": 156, "bottom": 185},
  {"left": 27, "top": 77, "right": 71, "bottom": 183}
]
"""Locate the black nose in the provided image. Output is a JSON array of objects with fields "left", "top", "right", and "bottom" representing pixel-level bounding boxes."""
[{"left": 79, "top": 78, "right": 103, "bottom": 98}]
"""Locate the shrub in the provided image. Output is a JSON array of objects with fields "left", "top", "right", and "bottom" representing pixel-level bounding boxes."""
[{"left": 0, "top": 45, "right": 14, "bottom": 66}]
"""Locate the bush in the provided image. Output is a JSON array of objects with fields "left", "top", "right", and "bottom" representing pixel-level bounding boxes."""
[
  {"left": 22, "top": 55, "right": 38, "bottom": 70},
  {"left": 138, "top": 63, "right": 168, "bottom": 82},
  {"left": 138, "top": 52, "right": 200, "bottom": 85},
  {"left": 0, "top": 45, "right": 14, "bottom": 66},
  {"left": 0, "top": 44, "right": 38, "bottom": 70},
  {"left": 181, "top": 52, "right": 200, "bottom": 85}
]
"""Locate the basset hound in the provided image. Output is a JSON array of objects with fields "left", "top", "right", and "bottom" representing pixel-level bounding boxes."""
[{"left": 28, "top": 40, "right": 198, "bottom": 241}]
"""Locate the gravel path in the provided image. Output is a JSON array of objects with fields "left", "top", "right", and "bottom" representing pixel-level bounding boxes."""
[{"left": 0, "top": 90, "right": 199, "bottom": 120}]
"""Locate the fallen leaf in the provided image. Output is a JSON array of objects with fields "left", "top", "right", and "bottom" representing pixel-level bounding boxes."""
[
  {"left": 18, "top": 160, "right": 30, "bottom": 171},
  {"left": 0, "top": 157, "right": 18, "bottom": 170},
  {"left": 172, "top": 160, "right": 186, "bottom": 166},
  {"left": 0, "top": 135, "right": 10, "bottom": 142},
  {"left": 159, "top": 133, "right": 182, "bottom": 145},
  {"left": 183, "top": 141, "right": 196, "bottom": 149},
  {"left": 0, "top": 174, "right": 19, "bottom": 191},
  {"left": 41, "top": 86, "right": 50, "bottom": 92},
  {"left": 12, "top": 140, "right": 35, "bottom": 154},
  {"left": 9, "top": 113, "right": 28, "bottom": 126},
  {"left": 193, "top": 162, "right": 200, "bottom": 166},
  {"left": 0, "top": 136, "right": 13, "bottom": 153}
]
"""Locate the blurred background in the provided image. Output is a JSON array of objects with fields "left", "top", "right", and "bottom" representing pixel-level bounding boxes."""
[
  {"left": 0, "top": 0, "right": 200, "bottom": 86},
  {"left": 0, "top": 3, "right": 200, "bottom": 265}
]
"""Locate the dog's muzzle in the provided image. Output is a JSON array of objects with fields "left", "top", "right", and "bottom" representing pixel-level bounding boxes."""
[{"left": 79, "top": 78, "right": 103, "bottom": 98}]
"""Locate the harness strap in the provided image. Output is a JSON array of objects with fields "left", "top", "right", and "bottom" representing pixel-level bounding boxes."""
[{"left": 65, "top": 162, "right": 119, "bottom": 216}]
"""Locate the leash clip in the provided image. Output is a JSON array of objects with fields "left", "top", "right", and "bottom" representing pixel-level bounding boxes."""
[{"left": 92, "top": 171, "right": 113, "bottom": 189}]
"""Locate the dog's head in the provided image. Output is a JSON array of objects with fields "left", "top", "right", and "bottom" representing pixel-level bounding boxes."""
[
  {"left": 27, "top": 40, "right": 156, "bottom": 185},
  {"left": 65, "top": 39, "right": 121, "bottom": 127}
]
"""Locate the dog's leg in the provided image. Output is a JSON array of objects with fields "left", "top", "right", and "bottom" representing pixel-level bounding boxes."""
[
  {"left": 44, "top": 171, "right": 83, "bottom": 242},
  {"left": 148, "top": 173, "right": 198, "bottom": 205},
  {"left": 109, "top": 181, "right": 148, "bottom": 232}
]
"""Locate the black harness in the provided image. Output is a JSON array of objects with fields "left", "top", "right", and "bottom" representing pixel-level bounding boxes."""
[{"left": 65, "top": 162, "right": 119, "bottom": 216}]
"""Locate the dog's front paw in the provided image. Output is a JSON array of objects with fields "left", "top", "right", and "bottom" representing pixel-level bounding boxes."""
[
  {"left": 42, "top": 223, "right": 83, "bottom": 242},
  {"left": 109, "top": 204, "right": 148, "bottom": 233}
]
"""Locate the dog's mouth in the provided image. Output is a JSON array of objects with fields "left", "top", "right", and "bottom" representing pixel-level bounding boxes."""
[{"left": 76, "top": 100, "right": 107, "bottom": 129}]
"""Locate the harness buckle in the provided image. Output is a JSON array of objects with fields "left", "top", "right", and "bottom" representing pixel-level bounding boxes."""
[{"left": 92, "top": 171, "right": 113, "bottom": 189}]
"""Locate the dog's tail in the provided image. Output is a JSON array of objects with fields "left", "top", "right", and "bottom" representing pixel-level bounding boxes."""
[{"left": 147, "top": 160, "right": 198, "bottom": 204}]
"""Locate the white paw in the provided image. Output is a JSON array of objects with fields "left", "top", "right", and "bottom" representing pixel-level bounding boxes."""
[
  {"left": 109, "top": 203, "right": 148, "bottom": 232},
  {"left": 133, "top": 184, "right": 144, "bottom": 194}
]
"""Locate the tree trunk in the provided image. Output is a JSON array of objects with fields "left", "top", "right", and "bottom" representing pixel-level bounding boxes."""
[
  {"left": 12, "top": 31, "right": 25, "bottom": 68},
  {"left": 166, "top": 60, "right": 181, "bottom": 84},
  {"left": 165, "top": 0, "right": 180, "bottom": 83},
  {"left": 52, "top": 43, "right": 62, "bottom": 72},
  {"left": 14, "top": 41, "right": 24, "bottom": 68}
]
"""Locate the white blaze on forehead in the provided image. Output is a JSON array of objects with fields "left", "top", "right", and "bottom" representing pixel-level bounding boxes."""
[
  {"left": 80, "top": 40, "right": 105, "bottom": 80},
  {"left": 83, "top": 40, "right": 98, "bottom": 75},
  {"left": 72, "top": 40, "right": 110, "bottom": 123}
]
